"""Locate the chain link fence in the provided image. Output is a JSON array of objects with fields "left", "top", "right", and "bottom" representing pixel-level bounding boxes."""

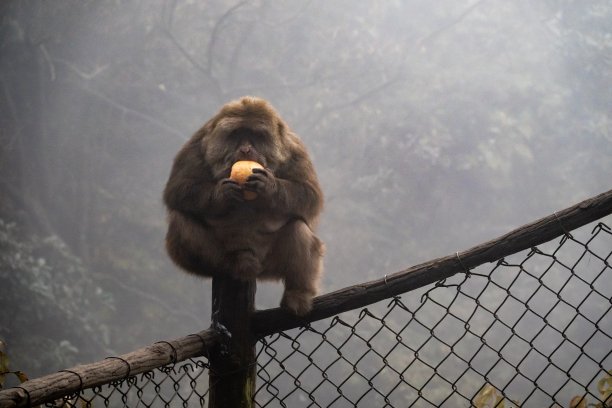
[
  {"left": 255, "top": 222, "right": 611, "bottom": 407},
  {"left": 30, "top": 218, "right": 610, "bottom": 408},
  {"left": 56, "top": 358, "right": 211, "bottom": 408}
]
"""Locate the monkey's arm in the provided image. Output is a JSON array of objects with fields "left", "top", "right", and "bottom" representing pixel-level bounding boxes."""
[
  {"left": 163, "top": 139, "right": 241, "bottom": 219},
  {"left": 246, "top": 156, "right": 322, "bottom": 224},
  {"left": 276, "top": 168, "right": 323, "bottom": 223}
]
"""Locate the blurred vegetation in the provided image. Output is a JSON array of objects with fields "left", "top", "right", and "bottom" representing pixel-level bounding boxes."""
[
  {"left": 472, "top": 371, "right": 612, "bottom": 408},
  {"left": 0, "top": 340, "right": 28, "bottom": 390},
  {"left": 0, "top": 0, "right": 610, "bottom": 382},
  {"left": 473, "top": 384, "right": 520, "bottom": 408}
]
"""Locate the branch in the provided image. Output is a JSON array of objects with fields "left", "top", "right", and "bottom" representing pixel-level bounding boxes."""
[
  {"left": 161, "top": 0, "right": 179, "bottom": 31},
  {"left": 161, "top": 27, "right": 208, "bottom": 74},
  {"left": 0, "top": 179, "right": 55, "bottom": 237},
  {"left": 303, "top": 76, "right": 401, "bottom": 133},
  {"left": 53, "top": 58, "right": 109, "bottom": 80},
  {"left": 38, "top": 44, "right": 56, "bottom": 81},
  {"left": 159, "top": 25, "right": 224, "bottom": 99},
  {"left": 206, "top": 0, "right": 250, "bottom": 75},
  {"left": 0, "top": 329, "right": 221, "bottom": 408},
  {"left": 416, "top": 0, "right": 489, "bottom": 46},
  {"left": 73, "top": 84, "right": 184, "bottom": 139},
  {"left": 252, "top": 188, "right": 612, "bottom": 337},
  {"left": 91, "top": 271, "right": 205, "bottom": 328}
]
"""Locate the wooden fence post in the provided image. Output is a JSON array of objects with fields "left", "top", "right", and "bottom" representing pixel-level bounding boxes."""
[{"left": 208, "top": 275, "right": 256, "bottom": 408}]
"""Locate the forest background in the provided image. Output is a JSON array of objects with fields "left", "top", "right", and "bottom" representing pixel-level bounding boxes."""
[{"left": 0, "top": 0, "right": 610, "bottom": 380}]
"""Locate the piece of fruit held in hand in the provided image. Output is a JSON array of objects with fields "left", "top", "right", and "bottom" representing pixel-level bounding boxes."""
[{"left": 230, "top": 160, "right": 263, "bottom": 200}]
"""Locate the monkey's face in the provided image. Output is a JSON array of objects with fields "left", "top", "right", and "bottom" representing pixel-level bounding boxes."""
[{"left": 203, "top": 114, "right": 288, "bottom": 180}]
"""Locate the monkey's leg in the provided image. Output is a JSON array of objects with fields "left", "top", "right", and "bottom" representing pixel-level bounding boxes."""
[
  {"left": 166, "top": 212, "right": 223, "bottom": 277},
  {"left": 264, "top": 220, "right": 324, "bottom": 315}
]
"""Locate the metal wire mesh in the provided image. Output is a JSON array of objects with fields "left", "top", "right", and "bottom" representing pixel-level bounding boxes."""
[
  {"left": 38, "top": 220, "right": 612, "bottom": 407},
  {"left": 254, "top": 221, "right": 612, "bottom": 407},
  {"left": 47, "top": 358, "right": 211, "bottom": 408}
]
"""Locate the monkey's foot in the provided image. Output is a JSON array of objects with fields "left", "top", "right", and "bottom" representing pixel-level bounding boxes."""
[
  {"left": 227, "top": 251, "right": 261, "bottom": 281},
  {"left": 280, "top": 290, "right": 314, "bottom": 316}
]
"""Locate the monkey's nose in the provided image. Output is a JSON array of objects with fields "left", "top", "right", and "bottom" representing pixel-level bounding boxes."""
[{"left": 240, "top": 146, "right": 251, "bottom": 154}]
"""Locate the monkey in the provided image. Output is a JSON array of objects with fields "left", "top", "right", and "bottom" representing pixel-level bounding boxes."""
[{"left": 163, "top": 96, "right": 324, "bottom": 316}]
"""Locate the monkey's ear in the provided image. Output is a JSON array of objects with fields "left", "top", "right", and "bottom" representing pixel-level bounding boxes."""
[
  {"left": 277, "top": 121, "right": 287, "bottom": 138},
  {"left": 197, "top": 118, "right": 216, "bottom": 140},
  {"left": 194, "top": 119, "right": 217, "bottom": 158}
]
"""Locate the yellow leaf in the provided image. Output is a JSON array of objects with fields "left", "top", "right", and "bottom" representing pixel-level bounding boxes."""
[
  {"left": 0, "top": 341, "right": 9, "bottom": 389},
  {"left": 597, "top": 372, "right": 611, "bottom": 395},
  {"left": 596, "top": 371, "right": 612, "bottom": 407},
  {"left": 569, "top": 395, "right": 588, "bottom": 408},
  {"left": 15, "top": 371, "right": 28, "bottom": 383},
  {"left": 474, "top": 384, "right": 503, "bottom": 408},
  {"left": 0, "top": 343, "right": 9, "bottom": 373}
]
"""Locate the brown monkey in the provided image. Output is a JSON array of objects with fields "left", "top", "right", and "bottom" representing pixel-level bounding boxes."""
[{"left": 163, "top": 96, "right": 324, "bottom": 315}]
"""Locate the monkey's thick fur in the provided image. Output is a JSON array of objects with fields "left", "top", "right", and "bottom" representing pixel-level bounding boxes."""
[{"left": 163, "top": 97, "right": 324, "bottom": 315}]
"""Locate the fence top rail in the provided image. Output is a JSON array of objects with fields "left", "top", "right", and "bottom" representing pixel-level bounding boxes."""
[
  {"left": 0, "top": 329, "right": 221, "bottom": 408},
  {"left": 252, "top": 188, "right": 612, "bottom": 337}
]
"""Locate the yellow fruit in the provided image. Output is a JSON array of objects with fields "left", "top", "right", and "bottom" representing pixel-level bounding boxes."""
[
  {"left": 230, "top": 161, "right": 263, "bottom": 183},
  {"left": 230, "top": 161, "right": 263, "bottom": 200}
]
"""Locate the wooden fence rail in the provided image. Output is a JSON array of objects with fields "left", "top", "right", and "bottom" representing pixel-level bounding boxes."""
[
  {"left": 0, "top": 330, "right": 221, "bottom": 408},
  {"left": 253, "top": 189, "right": 612, "bottom": 337}
]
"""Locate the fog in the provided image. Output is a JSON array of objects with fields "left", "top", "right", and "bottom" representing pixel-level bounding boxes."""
[{"left": 0, "top": 0, "right": 610, "bottom": 383}]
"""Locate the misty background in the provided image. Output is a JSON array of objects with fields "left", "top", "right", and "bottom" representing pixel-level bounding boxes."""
[{"left": 0, "top": 0, "right": 610, "bottom": 382}]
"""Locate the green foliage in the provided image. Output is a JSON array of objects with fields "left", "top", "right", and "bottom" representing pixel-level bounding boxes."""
[
  {"left": 0, "top": 340, "right": 29, "bottom": 390},
  {"left": 0, "top": 219, "right": 113, "bottom": 377}
]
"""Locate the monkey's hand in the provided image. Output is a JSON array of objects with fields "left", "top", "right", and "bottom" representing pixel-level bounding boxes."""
[
  {"left": 213, "top": 178, "right": 244, "bottom": 207},
  {"left": 244, "top": 168, "right": 278, "bottom": 202}
]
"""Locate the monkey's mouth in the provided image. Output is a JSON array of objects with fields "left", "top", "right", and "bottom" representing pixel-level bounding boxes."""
[{"left": 234, "top": 153, "right": 265, "bottom": 167}]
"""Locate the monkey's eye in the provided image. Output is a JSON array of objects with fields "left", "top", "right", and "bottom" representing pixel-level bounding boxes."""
[
  {"left": 251, "top": 130, "right": 269, "bottom": 141},
  {"left": 229, "top": 128, "right": 251, "bottom": 139},
  {"left": 230, "top": 128, "right": 269, "bottom": 144}
]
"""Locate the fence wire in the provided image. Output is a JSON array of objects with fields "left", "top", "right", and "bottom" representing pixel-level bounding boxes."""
[
  {"left": 39, "top": 220, "right": 612, "bottom": 407},
  {"left": 255, "top": 221, "right": 612, "bottom": 407},
  {"left": 47, "top": 358, "right": 211, "bottom": 407}
]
